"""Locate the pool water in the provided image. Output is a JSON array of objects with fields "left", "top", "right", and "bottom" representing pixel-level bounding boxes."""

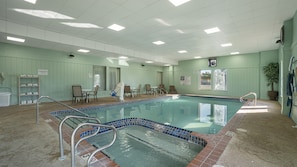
[
  {"left": 81, "top": 96, "right": 242, "bottom": 134},
  {"left": 87, "top": 126, "right": 203, "bottom": 167}
]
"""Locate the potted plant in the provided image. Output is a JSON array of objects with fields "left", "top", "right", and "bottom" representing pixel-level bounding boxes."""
[{"left": 263, "top": 62, "right": 279, "bottom": 100}]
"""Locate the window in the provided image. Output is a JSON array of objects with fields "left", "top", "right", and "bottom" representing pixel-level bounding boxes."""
[
  {"left": 199, "top": 70, "right": 212, "bottom": 90},
  {"left": 93, "top": 66, "right": 106, "bottom": 90},
  {"left": 214, "top": 69, "right": 227, "bottom": 91},
  {"left": 109, "top": 67, "right": 120, "bottom": 91},
  {"left": 199, "top": 69, "right": 227, "bottom": 90}
]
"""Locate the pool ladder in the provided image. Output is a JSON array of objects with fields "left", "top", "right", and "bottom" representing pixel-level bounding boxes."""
[
  {"left": 36, "top": 96, "right": 117, "bottom": 167},
  {"left": 240, "top": 92, "right": 257, "bottom": 106}
]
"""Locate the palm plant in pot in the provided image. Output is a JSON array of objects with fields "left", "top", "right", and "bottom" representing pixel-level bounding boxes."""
[{"left": 263, "top": 62, "right": 279, "bottom": 100}]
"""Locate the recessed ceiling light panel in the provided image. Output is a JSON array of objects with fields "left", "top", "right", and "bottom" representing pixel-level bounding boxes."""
[
  {"left": 61, "top": 22, "right": 102, "bottom": 28},
  {"left": 24, "top": 0, "right": 36, "bottom": 4},
  {"left": 153, "top": 41, "right": 165, "bottom": 45},
  {"left": 204, "top": 27, "right": 220, "bottom": 34},
  {"left": 169, "top": 0, "right": 191, "bottom": 6},
  {"left": 145, "top": 61, "right": 153, "bottom": 63},
  {"left": 178, "top": 50, "right": 187, "bottom": 53},
  {"left": 119, "top": 56, "right": 128, "bottom": 59},
  {"left": 221, "top": 43, "right": 232, "bottom": 47},
  {"left": 77, "top": 49, "right": 90, "bottom": 53},
  {"left": 13, "top": 9, "right": 74, "bottom": 19},
  {"left": 108, "top": 24, "right": 125, "bottom": 31},
  {"left": 7, "top": 36, "right": 25, "bottom": 43},
  {"left": 155, "top": 18, "right": 171, "bottom": 26},
  {"left": 176, "top": 29, "right": 185, "bottom": 34},
  {"left": 230, "top": 52, "right": 240, "bottom": 55}
]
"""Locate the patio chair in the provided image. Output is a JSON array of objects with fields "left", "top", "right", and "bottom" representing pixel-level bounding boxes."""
[
  {"left": 145, "top": 84, "right": 153, "bottom": 94},
  {"left": 88, "top": 85, "right": 99, "bottom": 101},
  {"left": 159, "top": 84, "right": 168, "bottom": 94},
  {"left": 168, "top": 85, "right": 177, "bottom": 94},
  {"left": 124, "top": 85, "right": 133, "bottom": 98},
  {"left": 133, "top": 84, "right": 141, "bottom": 96},
  {"left": 72, "top": 85, "right": 87, "bottom": 103}
]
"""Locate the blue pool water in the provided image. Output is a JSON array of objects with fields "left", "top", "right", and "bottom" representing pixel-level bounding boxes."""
[
  {"left": 52, "top": 95, "right": 242, "bottom": 167},
  {"left": 79, "top": 95, "right": 242, "bottom": 134},
  {"left": 87, "top": 126, "right": 204, "bottom": 167}
]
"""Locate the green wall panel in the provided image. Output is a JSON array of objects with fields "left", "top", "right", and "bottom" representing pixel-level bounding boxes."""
[
  {"left": 172, "top": 51, "right": 277, "bottom": 99},
  {"left": 0, "top": 42, "right": 164, "bottom": 105}
]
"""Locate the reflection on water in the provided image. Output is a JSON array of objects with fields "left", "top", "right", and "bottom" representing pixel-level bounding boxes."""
[{"left": 84, "top": 96, "right": 242, "bottom": 134}]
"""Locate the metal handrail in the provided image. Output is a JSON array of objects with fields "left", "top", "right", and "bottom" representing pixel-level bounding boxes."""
[
  {"left": 36, "top": 96, "right": 89, "bottom": 124},
  {"left": 58, "top": 115, "right": 101, "bottom": 161},
  {"left": 240, "top": 92, "right": 257, "bottom": 106},
  {"left": 71, "top": 123, "right": 117, "bottom": 167}
]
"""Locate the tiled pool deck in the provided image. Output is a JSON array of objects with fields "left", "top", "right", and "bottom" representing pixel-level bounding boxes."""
[
  {"left": 41, "top": 95, "right": 246, "bottom": 167},
  {"left": 2, "top": 95, "right": 295, "bottom": 167}
]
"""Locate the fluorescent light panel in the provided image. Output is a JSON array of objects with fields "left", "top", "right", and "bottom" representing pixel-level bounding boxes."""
[
  {"left": 7, "top": 36, "right": 25, "bottom": 43},
  {"left": 13, "top": 9, "right": 73, "bottom": 19},
  {"left": 176, "top": 29, "right": 185, "bottom": 34},
  {"left": 231, "top": 52, "right": 240, "bottom": 55},
  {"left": 119, "top": 56, "right": 128, "bottom": 59},
  {"left": 108, "top": 24, "right": 125, "bottom": 31},
  {"left": 204, "top": 27, "right": 220, "bottom": 34},
  {"left": 194, "top": 56, "right": 202, "bottom": 59},
  {"left": 169, "top": 0, "right": 191, "bottom": 6},
  {"left": 221, "top": 43, "right": 232, "bottom": 47},
  {"left": 178, "top": 50, "right": 187, "bottom": 53},
  {"left": 61, "top": 22, "right": 102, "bottom": 28},
  {"left": 155, "top": 18, "right": 171, "bottom": 26},
  {"left": 153, "top": 41, "right": 165, "bottom": 45},
  {"left": 145, "top": 61, "right": 153, "bottom": 63},
  {"left": 24, "top": 0, "right": 36, "bottom": 4},
  {"left": 77, "top": 49, "right": 90, "bottom": 53}
]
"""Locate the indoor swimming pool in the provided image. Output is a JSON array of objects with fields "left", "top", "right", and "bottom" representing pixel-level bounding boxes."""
[
  {"left": 51, "top": 95, "right": 243, "bottom": 166},
  {"left": 53, "top": 95, "right": 243, "bottom": 134}
]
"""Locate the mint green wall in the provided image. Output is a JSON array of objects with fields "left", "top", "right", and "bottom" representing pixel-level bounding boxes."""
[
  {"left": 121, "top": 63, "right": 163, "bottom": 90},
  {"left": 170, "top": 50, "right": 278, "bottom": 99},
  {"left": 0, "top": 41, "right": 279, "bottom": 106},
  {"left": 0, "top": 43, "right": 162, "bottom": 105}
]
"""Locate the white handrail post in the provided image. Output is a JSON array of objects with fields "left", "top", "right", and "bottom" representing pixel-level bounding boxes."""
[
  {"left": 59, "top": 115, "right": 101, "bottom": 161},
  {"left": 36, "top": 100, "right": 39, "bottom": 124},
  {"left": 240, "top": 92, "right": 257, "bottom": 106},
  {"left": 87, "top": 125, "right": 117, "bottom": 167},
  {"left": 70, "top": 123, "right": 117, "bottom": 167}
]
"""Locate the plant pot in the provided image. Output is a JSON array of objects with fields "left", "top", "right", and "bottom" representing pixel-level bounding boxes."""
[{"left": 268, "top": 91, "right": 278, "bottom": 101}]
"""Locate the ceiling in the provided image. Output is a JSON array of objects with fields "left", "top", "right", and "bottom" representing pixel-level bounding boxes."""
[{"left": 0, "top": 0, "right": 297, "bottom": 66}]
